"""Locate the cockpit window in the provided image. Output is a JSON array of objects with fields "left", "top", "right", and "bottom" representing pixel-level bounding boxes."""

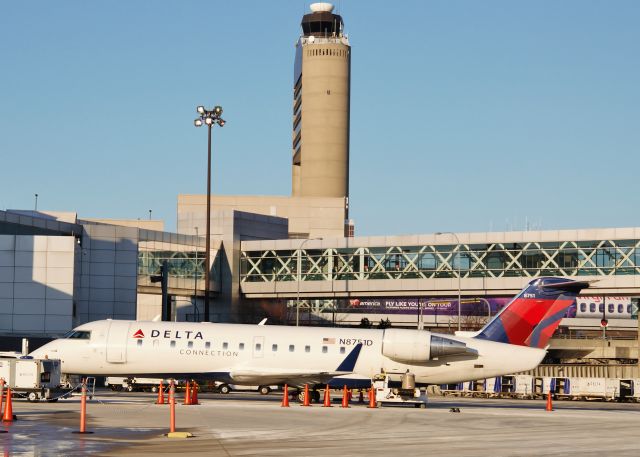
[{"left": 63, "top": 331, "right": 91, "bottom": 340}]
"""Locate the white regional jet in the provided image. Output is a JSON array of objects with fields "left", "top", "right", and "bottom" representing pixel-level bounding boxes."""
[{"left": 31, "top": 277, "right": 588, "bottom": 390}]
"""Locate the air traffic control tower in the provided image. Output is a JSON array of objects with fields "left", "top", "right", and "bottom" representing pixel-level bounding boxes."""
[
  {"left": 178, "top": 3, "right": 352, "bottom": 240},
  {"left": 292, "top": 3, "right": 351, "bottom": 202}
]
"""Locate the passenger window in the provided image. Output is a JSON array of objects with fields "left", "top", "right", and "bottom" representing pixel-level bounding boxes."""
[
  {"left": 322, "top": 346, "right": 328, "bottom": 353},
  {"left": 618, "top": 304, "right": 623, "bottom": 313},
  {"left": 289, "top": 345, "right": 295, "bottom": 352},
  {"left": 627, "top": 304, "right": 632, "bottom": 314},
  {"left": 222, "top": 342, "right": 228, "bottom": 350},
  {"left": 340, "top": 347, "right": 346, "bottom": 354},
  {"left": 170, "top": 341, "right": 176, "bottom": 348},
  {"left": 239, "top": 343, "right": 245, "bottom": 350},
  {"left": 187, "top": 341, "right": 193, "bottom": 348},
  {"left": 305, "top": 345, "right": 310, "bottom": 353},
  {"left": 137, "top": 340, "right": 143, "bottom": 347},
  {"left": 256, "top": 343, "right": 262, "bottom": 351},
  {"left": 205, "top": 342, "right": 211, "bottom": 349},
  {"left": 580, "top": 303, "right": 586, "bottom": 313},
  {"left": 590, "top": 303, "right": 595, "bottom": 312},
  {"left": 608, "top": 304, "right": 614, "bottom": 313},
  {"left": 272, "top": 344, "right": 278, "bottom": 352}
]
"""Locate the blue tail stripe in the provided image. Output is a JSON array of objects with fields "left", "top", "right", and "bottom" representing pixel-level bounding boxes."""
[{"left": 528, "top": 307, "right": 570, "bottom": 347}]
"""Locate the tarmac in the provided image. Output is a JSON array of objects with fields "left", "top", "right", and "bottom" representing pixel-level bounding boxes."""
[{"left": 1, "top": 389, "right": 639, "bottom": 456}]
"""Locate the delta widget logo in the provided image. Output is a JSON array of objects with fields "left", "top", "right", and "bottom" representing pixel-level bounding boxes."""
[{"left": 132, "top": 329, "right": 145, "bottom": 339}]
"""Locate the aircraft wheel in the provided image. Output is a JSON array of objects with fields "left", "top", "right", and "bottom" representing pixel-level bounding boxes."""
[
  {"left": 259, "top": 386, "right": 271, "bottom": 395},
  {"left": 297, "top": 391, "right": 305, "bottom": 403},
  {"left": 28, "top": 392, "right": 39, "bottom": 402},
  {"left": 151, "top": 386, "right": 158, "bottom": 393},
  {"left": 219, "top": 384, "right": 231, "bottom": 394},
  {"left": 312, "top": 390, "right": 321, "bottom": 403},
  {"left": 127, "top": 385, "right": 134, "bottom": 392}
]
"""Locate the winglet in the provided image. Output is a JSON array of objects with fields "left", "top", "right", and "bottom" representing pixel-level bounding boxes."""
[
  {"left": 335, "top": 343, "right": 363, "bottom": 372},
  {"left": 258, "top": 318, "right": 267, "bottom": 326}
]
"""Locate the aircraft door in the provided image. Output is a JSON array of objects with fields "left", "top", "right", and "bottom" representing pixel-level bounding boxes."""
[
  {"left": 106, "top": 321, "right": 131, "bottom": 363},
  {"left": 253, "top": 336, "right": 264, "bottom": 359}
]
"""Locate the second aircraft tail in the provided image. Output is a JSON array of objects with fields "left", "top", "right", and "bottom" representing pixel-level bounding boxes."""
[{"left": 474, "top": 277, "right": 589, "bottom": 349}]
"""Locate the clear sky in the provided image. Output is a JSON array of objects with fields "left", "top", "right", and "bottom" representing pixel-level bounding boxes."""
[{"left": 1, "top": 1, "right": 638, "bottom": 236}]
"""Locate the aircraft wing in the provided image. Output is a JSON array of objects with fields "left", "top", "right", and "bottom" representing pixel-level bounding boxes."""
[{"left": 229, "top": 343, "right": 363, "bottom": 387}]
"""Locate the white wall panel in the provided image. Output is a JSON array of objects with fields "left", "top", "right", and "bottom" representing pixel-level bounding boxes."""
[
  {"left": 0, "top": 236, "right": 15, "bottom": 250},
  {"left": 45, "top": 284, "right": 73, "bottom": 300},
  {"left": 0, "top": 267, "right": 14, "bottom": 282},
  {"left": 0, "top": 298, "right": 13, "bottom": 314},
  {"left": 15, "top": 251, "right": 46, "bottom": 268},
  {"left": 13, "top": 298, "right": 45, "bottom": 315},
  {"left": 0, "top": 314, "right": 12, "bottom": 331},
  {"left": 46, "top": 299, "right": 72, "bottom": 315},
  {"left": 14, "top": 283, "right": 45, "bottom": 299},
  {"left": 46, "top": 267, "right": 73, "bottom": 284},
  {"left": 47, "top": 237, "right": 75, "bottom": 252},
  {"left": 90, "top": 249, "right": 116, "bottom": 263},
  {"left": 46, "top": 251, "right": 74, "bottom": 267},
  {"left": 13, "top": 315, "right": 44, "bottom": 332},
  {"left": 14, "top": 267, "right": 46, "bottom": 283},
  {"left": 0, "top": 252, "right": 14, "bottom": 267},
  {"left": 0, "top": 284, "right": 13, "bottom": 298},
  {"left": 45, "top": 315, "right": 73, "bottom": 333}
]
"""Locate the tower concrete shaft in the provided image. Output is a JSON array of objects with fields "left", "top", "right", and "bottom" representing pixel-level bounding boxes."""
[{"left": 292, "top": 3, "right": 350, "bottom": 202}]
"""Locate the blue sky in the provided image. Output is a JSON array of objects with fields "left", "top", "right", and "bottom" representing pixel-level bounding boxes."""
[{"left": 1, "top": 1, "right": 638, "bottom": 235}]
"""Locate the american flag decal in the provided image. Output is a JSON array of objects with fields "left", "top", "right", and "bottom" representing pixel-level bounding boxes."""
[{"left": 323, "top": 337, "right": 335, "bottom": 344}]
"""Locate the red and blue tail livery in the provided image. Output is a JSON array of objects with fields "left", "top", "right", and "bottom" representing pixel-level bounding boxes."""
[{"left": 474, "top": 277, "right": 589, "bottom": 349}]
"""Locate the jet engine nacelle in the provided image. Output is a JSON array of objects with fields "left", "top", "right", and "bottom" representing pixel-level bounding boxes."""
[{"left": 382, "top": 328, "right": 473, "bottom": 364}]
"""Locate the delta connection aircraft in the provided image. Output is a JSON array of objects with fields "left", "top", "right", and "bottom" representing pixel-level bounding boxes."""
[{"left": 32, "top": 277, "right": 588, "bottom": 389}]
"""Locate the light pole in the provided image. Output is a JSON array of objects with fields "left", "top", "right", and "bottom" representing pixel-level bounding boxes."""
[
  {"left": 193, "top": 227, "right": 200, "bottom": 322},
  {"left": 194, "top": 105, "right": 225, "bottom": 322},
  {"left": 296, "top": 237, "right": 322, "bottom": 326},
  {"left": 435, "top": 232, "right": 462, "bottom": 331}
]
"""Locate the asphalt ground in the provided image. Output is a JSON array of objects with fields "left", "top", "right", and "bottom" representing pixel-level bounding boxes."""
[{"left": 1, "top": 389, "right": 639, "bottom": 456}]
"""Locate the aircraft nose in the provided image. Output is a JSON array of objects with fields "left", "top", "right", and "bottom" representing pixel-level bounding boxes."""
[{"left": 30, "top": 342, "right": 57, "bottom": 359}]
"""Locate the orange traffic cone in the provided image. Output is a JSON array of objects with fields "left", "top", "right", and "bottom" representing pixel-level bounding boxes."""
[
  {"left": 367, "top": 386, "right": 377, "bottom": 408},
  {"left": 156, "top": 381, "right": 165, "bottom": 405},
  {"left": 191, "top": 382, "right": 200, "bottom": 405},
  {"left": 341, "top": 385, "right": 350, "bottom": 408},
  {"left": 301, "top": 384, "right": 311, "bottom": 407},
  {"left": 546, "top": 390, "right": 553, "bottom": 412},
  {"left": 322, "top": 385, "right": 332, "bottom": 407},
  {"left": 2, "top": 388, "right": 13, "bottom": 422},
  {"left": 0, "top": 378, "right": 5, "bottom": 416},
  {"left": 281, "top": 384, "right": 290, "bottom": 407},
  {"left": 184, "top": 381, "right": 192, "bottom": 405}
]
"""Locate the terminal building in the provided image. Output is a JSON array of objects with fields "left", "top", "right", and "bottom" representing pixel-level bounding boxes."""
[{"left": 1, "top": 3, "right": 638, "bottom": 366}]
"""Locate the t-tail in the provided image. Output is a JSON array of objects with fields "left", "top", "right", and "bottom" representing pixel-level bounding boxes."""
[{"left": 474, "top": 277, "right": 589, "bottom": 348}]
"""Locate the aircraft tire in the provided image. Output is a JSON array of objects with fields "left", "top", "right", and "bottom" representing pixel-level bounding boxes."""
[{"left": 259, "top": 386, "right": 271, "bottom": 395}]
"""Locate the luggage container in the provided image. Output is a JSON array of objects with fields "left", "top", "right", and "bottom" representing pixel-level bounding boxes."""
[
  {"left": 562, "top": 377, "right": 619, "bottom": 401},
  {"left": 0, "top": 356, "right": 65, "bottom": 401},
  {"left": 512, "top": 375, "right": 534, "bottom": 398},
  {"left": 618, "top": 379, "right": 640, "bottom": 402}
]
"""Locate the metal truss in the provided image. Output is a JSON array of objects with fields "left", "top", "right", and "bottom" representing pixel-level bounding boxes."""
[
  {"left": 138, "top": 249, "right": 217, "bottom": 280},
  {"left": 241, "top": 239, "right": 640, "bottom": 283}
]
